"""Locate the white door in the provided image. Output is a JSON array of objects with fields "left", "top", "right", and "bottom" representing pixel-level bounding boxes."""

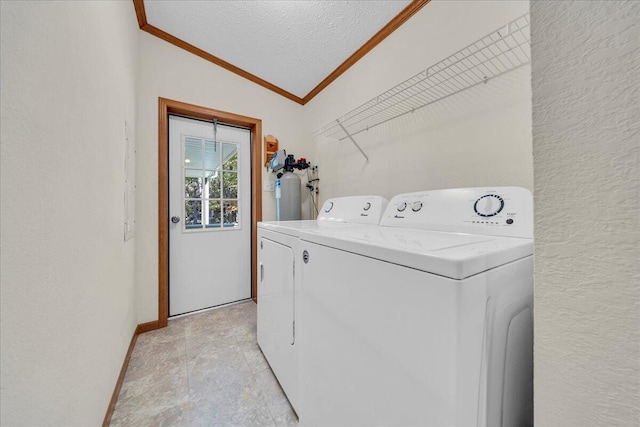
[{"left": 169, "top": 115, "right": 251, "bottom": 316}]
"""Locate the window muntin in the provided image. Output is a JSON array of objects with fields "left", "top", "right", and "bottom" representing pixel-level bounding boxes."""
[{"left": 183, "top": 136, "right": 240, "bottom": 231}]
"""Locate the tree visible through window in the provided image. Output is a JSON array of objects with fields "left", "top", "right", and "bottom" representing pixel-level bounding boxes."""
[{"left": 183, "top": 137, "right": 240, "bottom": 230}]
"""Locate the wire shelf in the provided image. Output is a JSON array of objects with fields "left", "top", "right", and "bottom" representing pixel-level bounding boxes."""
[{"left": 312, "top": 13, "right": 531, "bottom": 146}]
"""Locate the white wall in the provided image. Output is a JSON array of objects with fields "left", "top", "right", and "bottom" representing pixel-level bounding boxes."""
[
  {"left": 531, "top": 1, "right": 640, "bottom": 425},
  {"left": 3, "top": 2, "right": 635, "bottom": 424},
  {"left": 0, "top": 1, "right": 139, "bottom": 426},
  {"left": 304, "top": 0, "right": 532, "bottom": 202},
  {"left": 135, "top": 33, "right": 307, "bottom": 323}
]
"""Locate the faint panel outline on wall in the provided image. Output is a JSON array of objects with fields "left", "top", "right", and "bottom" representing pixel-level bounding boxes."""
[{"left": 124, "top": 120, "right": 136, "bottom": 241}]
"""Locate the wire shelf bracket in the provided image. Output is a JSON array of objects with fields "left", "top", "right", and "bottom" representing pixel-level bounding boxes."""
[
  {"left": 336, "top": 119, "right": 369, "bottom": 162},
  {"left": 312, "top": 13, "right": 531, "bottom": 149}
]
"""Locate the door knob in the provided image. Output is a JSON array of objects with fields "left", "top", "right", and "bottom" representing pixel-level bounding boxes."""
[{"left": 171, "top": 216, "right": 180, "bottom": 224}]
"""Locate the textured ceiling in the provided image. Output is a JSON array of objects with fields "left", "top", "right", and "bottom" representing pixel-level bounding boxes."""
[{"left": 143, "top": 0, "right": 412, "bottom": 99}]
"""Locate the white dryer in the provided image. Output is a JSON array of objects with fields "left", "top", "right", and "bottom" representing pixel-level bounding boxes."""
[
  {"left": 257, "top": 195, "right": 388, "bottom": 413},
  {"left": 298, "top": 187, "right": 534, "bottom": 427}
]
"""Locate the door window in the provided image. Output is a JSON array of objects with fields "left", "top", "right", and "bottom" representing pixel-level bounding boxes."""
[{"left": 183, "top": 136, "right": 240, "bottom": 231}]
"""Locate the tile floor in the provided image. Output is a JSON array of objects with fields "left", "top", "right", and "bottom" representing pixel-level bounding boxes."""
[{"left": 110, "top": 301, "right": 298, "bottom": 426}]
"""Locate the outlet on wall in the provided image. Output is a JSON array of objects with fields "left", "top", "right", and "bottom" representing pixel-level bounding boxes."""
[{"left": 263, "top": 181, "right": 275, "bottom": 192}]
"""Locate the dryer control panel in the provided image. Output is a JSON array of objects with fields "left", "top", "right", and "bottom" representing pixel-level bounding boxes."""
[
  {"left": 318, "top": 195, "right": 389, "bottom": 225},
  {"left": 380, "top": 187, "right": 533, "bottom": 238}
]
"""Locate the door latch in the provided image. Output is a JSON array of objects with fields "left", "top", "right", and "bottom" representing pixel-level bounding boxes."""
[{"left": 302, "top": 250, "right": 309, "bottom": 264}]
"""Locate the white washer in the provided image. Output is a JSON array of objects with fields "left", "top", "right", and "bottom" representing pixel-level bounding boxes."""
[
  {"left": 298, "top": 187, "right": 533, "bottom": 427},
  {"left": 257, "top": 195, "right": 388, "bottom": 413}
]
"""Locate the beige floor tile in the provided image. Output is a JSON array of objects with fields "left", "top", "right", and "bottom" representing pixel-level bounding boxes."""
[{"left": 110, "top": 300, "right": 297, "bottom": 426}]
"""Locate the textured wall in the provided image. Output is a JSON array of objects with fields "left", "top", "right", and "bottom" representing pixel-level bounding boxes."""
[
  {"left": 304, "top": 0, "right": 533, "bottom": 201},
  {"left": 531, "top": 1, "right": 640, "bottom": 425},
  {"left": 0, "top": 1, "right": 139, "bottom": 425},
  {"left": 135, "top": 33, "right": 308, "bottom": 323}
]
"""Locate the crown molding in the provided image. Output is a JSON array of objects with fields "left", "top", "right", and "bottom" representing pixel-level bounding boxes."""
[
  {"left": 133, "top": 0, "right": 431, "bottom": 105},
  {"left": 301, "top": 0, "right": 430, "bottom": 104}
]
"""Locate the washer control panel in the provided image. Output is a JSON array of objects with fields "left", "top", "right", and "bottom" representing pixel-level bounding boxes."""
[{"left": 381, "top": 187, "right": 532, "bottom": 238}]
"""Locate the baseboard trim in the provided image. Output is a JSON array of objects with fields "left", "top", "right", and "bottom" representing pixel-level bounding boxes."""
[
  {"left": 102, "top": 320, "right": 162, "bottom": 426},
  {"left": 136, "top": 320, "right": 160, "bottom": 335}
]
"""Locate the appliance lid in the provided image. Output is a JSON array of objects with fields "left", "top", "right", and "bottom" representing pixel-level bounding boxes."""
[
  {"left": 259, "top": 220, "right": 326, "bottom": 237},
  {"left": 259, "top": 220, "right": 371, "bottom": 238},
  {"left": 299, "top": 226, "right": 533, "bottom": 279}
]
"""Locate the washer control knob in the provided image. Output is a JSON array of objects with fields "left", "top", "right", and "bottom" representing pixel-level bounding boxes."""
[
  {"left": 474, "top": 194, "right": 505, "bottom": 217},
  {"left": 397, "top": 202, "right": 407, "bottom": 212},
  {"left": 363, "top": 202, "right": 371, "bottom": 211},
  {"left": 411, "top": 201, "right": 423, "bottom": 212},
  {"left": 324, "top": 201, "right": 334, "bottom": 213}
]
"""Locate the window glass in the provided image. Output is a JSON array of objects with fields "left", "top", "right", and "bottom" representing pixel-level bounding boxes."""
[
  {"left": 223, "top": 143, "right": 238, "bottom": 171},
  {"left": 185, "top": 172, "right": 203, "bottom": 198},
  {"left": 183, "top": 136, "right": 241, "bottom": 232},
  {"left": 204, "top": 140, "right": 220, "bottom": 170},
  {"left": 223, "top": 200, "right": 239, "bottom": 227},
  {"left": 223, "top": 172, "right": 238, "bottom": 199},
  {"left": 184, "top": 138, "right": 203, "bottom": 169},
  {"left": 185, "top": 200, "right": 202, "bottom": 228},
  {"left": 206, "top": 200, "right": 221, "bottom": 228}
]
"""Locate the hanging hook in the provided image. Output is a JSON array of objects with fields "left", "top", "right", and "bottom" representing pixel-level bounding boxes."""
[{"left": 213, "top": 118, "right": 218, "bottom": 151}]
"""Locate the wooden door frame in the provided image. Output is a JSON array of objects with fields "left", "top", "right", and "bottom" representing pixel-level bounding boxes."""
[{"left": 158, "top": 97, "right": 262, "bottom": 327}]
